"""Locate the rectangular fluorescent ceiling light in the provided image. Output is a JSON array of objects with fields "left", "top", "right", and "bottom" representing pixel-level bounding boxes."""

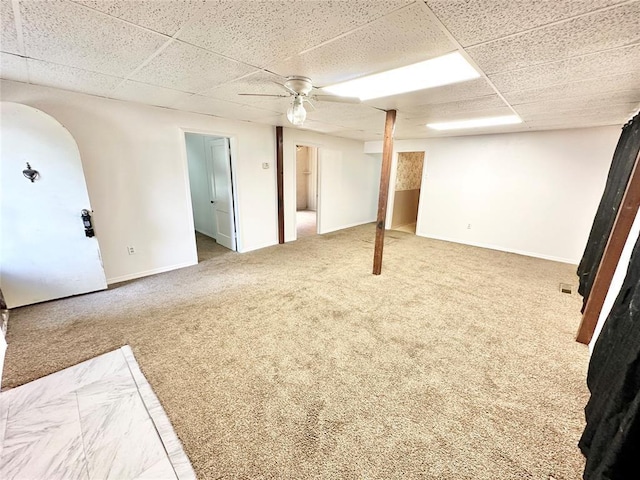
[
  {"left": 322, "top": 52, "right": 480, "bottom": 101},
  {"left": 427, "top": 115, "right": 523, "bottom": 131}
]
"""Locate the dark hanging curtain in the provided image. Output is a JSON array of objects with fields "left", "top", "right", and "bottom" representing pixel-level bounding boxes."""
[
  {"left": 577, "top": 113, "right": 640, "bottom": 311},
  {"left": 579, "top": 233, "right": 640, "bottom": 479}
]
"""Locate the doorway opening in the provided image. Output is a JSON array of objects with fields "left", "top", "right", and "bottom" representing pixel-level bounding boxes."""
[
  {"left": 391, "top": 151, "right": 425, "bottom": 234},
  {"left": 185, "top": 132, "right": 237, "bottom": 261},
  {"left": 295, "top": 145, "right": 319, "bottom": 238}
]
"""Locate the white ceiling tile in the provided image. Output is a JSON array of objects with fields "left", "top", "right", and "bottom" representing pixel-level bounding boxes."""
[
  {"left": 515, "top": 97, "right": 640, "bottom": 117},
  {"left": 74, "top": 0, "right": 205, "bottom": 36},
  {"left": 0, "top": 53, "right": 28, "bottom": 82},
  {"left": 525, "top": 118, "right": 627, "bottom": 130},
  {"left": 426, "top": 0, "right": 624, "bottom": 47},
  {"left": 489, "top": 44, "right": 640, "bottom": 93},
  {"left": 517, "top": 102, "right": 639, "bottom": 123},
  {"left": 466, "top": 2, "right": 640, "bottom": 74},
  {"left": 172, "top": 94, "right": 278, "bottom": 121},
  {"left": 1, "top": 0, "right": 20, "bottom": 55},
  {"left": 268, "top": 2, "right": 456, "bottom": 86},
  {"left": 177, "top": 0, "right": 413, "bottom": 68},
  {"left": 303, "top": 102, "right": 387, "bottom": 129},
  {"left": 365, "top": 78, "right": 496, "bottom": 111},
  {"left": 200, "top": 71, "right": 291, "bottom": 110},
  {"left": 131, "top": 40, "right": 259, "bottom": 93},
  {"left": 297, "top": 119, "right": 346, "bottom": 134},
  {"left": 27, "top": 59, "right": 122, "bottom": 96},
  {"left": 109, "top": 80, "right": 196, "bottom": 108},
  {"left": 505, "top": 81, "right": 640, "bottom": 107},
  {"left": 20, "top": 0, "right": 168, "bottom": 77},
  {"left": 400, "top": 95, "right": 508, "bottom": 118},
  {"left": 331, "top": 129, "right": 383, "bottom": 141}
]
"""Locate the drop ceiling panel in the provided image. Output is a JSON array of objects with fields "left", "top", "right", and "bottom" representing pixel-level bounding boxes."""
[
  {"left": 74, "top": 0, "right": 205, "bottom": 36},
  {"left": 20, "top": 0, "right": 168, "bottom": 77},
  {"left": 172, "top": 94, "right": 278, "bottom": 121},
  {"left": 515, "top": 96, "right": 640, "bottom": 117},
  {"left": 27, "top": 59, "right": 122, "bottom": 96},
  {"left": 131, "top": 40, "right": 259, "bottom": 93},
  {"left": 489, "top": 44, "right": 640, "bottom": 93},
  {"left": 304, "top": 103, "right": 386, "bottom": 128},
  {"left": 268, "top": 2, "right": 456, "bottom": 86},
  {"left": 466, "top": 2, "right": 640, "bottom": 74},
  {"left": 110, "top": 80, "right": 196, "bottom": 108},
  {"left": 1, "top": 0, "right": 20, "bottom": 55},
  {"left": 177, "top": 0, "right": 413, "bottom": 69},
  {"left": 0, "top": 53, "right": 28, "bottom": 82},
  {"left": 200, "top": 71, "right": 291, "bottom": 110},
  {"left": 364, "top": 78, "right": 496, "bottom": 111},
  {"left": 297, "top": 119, "right": 346, "bottom": 134},
  {"left": 425, "top": 0, "right": 623, "bottom": 47},
  {"left": 518, "top": 102, "right": 638, "bottom": 123},
  {"left": 525, "top": 116, "right": 629, "bottom": 130},
  {"left": 504, "top": 74, "right": 640, "bottom": 106},
  {"left": 400, "top": 94, "right": 508, "bottom": 118},
  {"left": 330, "top": 129, "right": 384, "bottom": 141}
]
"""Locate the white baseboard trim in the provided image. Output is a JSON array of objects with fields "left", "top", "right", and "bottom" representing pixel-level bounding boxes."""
[
  {"left": 239, "top": 240, "right": 278, "bottom": 253},
  {"left": 417, "top": 233, "right": 578, "bottom": 265},
  {"left": 320, "top": 219, "right": 375, "bottom": 235},
  {"left": 107, "top": 261, "right": 196, "bottom": 285}
]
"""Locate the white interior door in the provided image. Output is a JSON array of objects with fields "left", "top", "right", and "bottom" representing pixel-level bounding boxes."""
[
  {"left": 207, "top": 138, "right": 236, "bottom": 251},
  {"left": 185, "top": 133, "right": 217, "bottom": 239},
  {"left": 0, "top": 102, "right": 107, "bottom": 308}
]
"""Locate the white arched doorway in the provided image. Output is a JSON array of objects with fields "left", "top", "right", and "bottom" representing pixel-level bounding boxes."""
[{"left": 0, "top": 102, "right": 107, "bottom": 308}]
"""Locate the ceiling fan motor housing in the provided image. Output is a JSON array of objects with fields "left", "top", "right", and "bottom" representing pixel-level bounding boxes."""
[{"left": 285, "top": 76, "right": 313, "bottom": 96}]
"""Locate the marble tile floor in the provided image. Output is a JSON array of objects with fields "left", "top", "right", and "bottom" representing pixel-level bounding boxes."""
[{"left": 0, "top": 346, "right": 196, "bottom": 480}]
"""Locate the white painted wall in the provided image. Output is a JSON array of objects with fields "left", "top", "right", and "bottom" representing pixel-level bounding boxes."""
[
  {"left": 283, "top": 129, "right": 381, "bottom": 241},
  {"left": 0, "top": 80, "right": 277, "bottom": 284},
  {"left": 185, "top": 133, "right": 217, "bottom": 239},
  {"left": 365, "top": 127, "right": 620, "bottom": 263},
  {"left": 589, "top": 207, "right": 640, "bottom": 352}
]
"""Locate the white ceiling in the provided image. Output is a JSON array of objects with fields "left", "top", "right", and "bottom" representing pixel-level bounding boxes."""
[{"left": 1, "top": 0, "right": 638, "bottom": 140}]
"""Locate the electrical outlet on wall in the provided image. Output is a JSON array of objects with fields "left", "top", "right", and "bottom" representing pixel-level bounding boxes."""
[
  {"left": 467, "top": 224, "right": 472, "bottom": 229},
  {"left": 127, "top": 246, "right": 136, "bottom": 255}
]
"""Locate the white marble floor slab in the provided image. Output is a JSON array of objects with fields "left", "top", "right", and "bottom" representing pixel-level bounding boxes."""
[{"left": 0, "top": 346, "right": 196, "bottom": 480}]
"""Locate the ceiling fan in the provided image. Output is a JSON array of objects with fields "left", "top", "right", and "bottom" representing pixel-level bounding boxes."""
[{"left": 238, "top": 76, "right": 360, "bottom": 126}]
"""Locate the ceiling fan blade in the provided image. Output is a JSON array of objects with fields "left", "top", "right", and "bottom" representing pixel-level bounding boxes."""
[
  {"left": 303, "top": 97, "right": 316, "bottom": 111},
  {"left": 312, "top": 94, "right": 361, "bottom": 104},
  {"left": 238, "top": 93, "right": 290, "bottom": 98}
]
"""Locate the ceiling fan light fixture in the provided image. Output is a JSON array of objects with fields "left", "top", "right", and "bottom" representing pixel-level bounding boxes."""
[
  {"left": 322, "top": 52, "right": 480, "bottom": 101},
  {"left": 287, "top": 97, "right": 307, "bottom": 126},
  {"left": 427, "top": 115, "right": 522, "bottom": 131}
]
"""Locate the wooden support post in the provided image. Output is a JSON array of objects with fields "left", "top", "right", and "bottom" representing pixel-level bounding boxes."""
[
  {"left": 276, "top": 126, "right": 284, "bottom": 244},
  {"left": 576, "top": 149, "right": 640, "bottom": 344},
  {"left": 372, "top": 109, "right": 397, "bottom": 275}
]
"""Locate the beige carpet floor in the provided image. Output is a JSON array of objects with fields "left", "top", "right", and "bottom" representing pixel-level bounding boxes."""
[{"left": 2, "top": 224, "right": 589, "bottom": 479}]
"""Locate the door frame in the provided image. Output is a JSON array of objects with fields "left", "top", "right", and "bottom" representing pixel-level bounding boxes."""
[
  {"left": 293, "top": 144, "right": 321, "bottom": 239},
  {"left": 386, "top": 150, "right": 427, "bottom": 233},
  {"left": 179, "top": 128, "right": 241, "bottom": 255}
]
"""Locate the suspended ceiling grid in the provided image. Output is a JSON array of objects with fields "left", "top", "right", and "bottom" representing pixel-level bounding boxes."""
[{"left": 1, "top": 0, "right": 638, "bottom": 141}]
